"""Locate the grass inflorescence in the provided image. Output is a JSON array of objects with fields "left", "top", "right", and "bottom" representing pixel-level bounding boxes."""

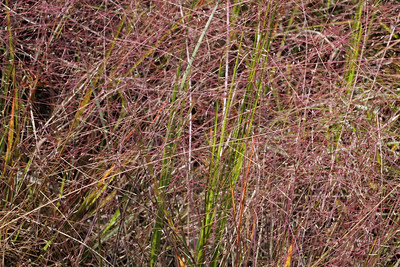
[{"left": 1, "top": 0, "right": 400, "bottom": 266}]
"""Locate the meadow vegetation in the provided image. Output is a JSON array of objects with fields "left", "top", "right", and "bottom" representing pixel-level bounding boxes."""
[{"left": 1, "top": 0, "right": 400, "bottom": 266}]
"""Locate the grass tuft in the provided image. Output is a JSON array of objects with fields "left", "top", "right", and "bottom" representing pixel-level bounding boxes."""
[{"left": 1, "top": 0, "right": 400, "bottom": 266}]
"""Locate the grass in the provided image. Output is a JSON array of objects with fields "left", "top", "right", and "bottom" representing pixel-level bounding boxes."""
[{"left": 1, "top": 0, "right": 400, "bottom": 266}]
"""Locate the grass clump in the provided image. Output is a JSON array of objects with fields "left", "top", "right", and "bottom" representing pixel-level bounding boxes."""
[{"left": 1, "top": 0, "right": 400, "bottom": 266}]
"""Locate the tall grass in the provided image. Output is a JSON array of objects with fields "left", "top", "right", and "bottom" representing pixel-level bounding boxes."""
[{"left": 1, "top": 0, "right": 400, "bottom": 266}]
